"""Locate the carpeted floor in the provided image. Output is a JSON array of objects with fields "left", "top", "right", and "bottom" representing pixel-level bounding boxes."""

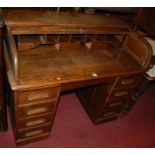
[{"left": 0, "top": 83, "right": 155, "bottom": 148}]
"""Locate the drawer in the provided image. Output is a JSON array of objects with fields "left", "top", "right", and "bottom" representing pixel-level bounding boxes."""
[
  {"left": 16, "top": 123, "right": 51, "bottom": 142},
  {"left": 107, "top": 99, "right": 127, "bottom": 109},
  {"left": 16, "top": 113, "right": 53, "bottom": 129},
  {"left": 16, "top": 132, "right": 49, "bottom": 145},
  {"left": 17, "top": 87, "right": 60, "bottom": 105},
  {"left": 17, "top": 99, "right": 57, "bottom": 118},
  {"left": 115, "top": 75, "right": 141, "bottom": 88},
  {"left": 108, "top": 87, "right": 134, "bottom": 102}
]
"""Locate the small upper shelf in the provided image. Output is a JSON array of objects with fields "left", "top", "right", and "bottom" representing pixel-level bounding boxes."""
[{"left": 2, "top": 10, "right": 132, "bottom": 34}]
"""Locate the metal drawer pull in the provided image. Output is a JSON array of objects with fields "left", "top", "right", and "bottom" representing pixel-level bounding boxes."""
[
  {"left": 27, "top": 107, "right": 48, "bottom": 115},
  {"left": 109, "top": 101, "right": 122, "bottom": 107},
  {"left": 25, "top": 129, "right": 43, "bottom": 137},
  {"left": 98, "top": 114, "right": 117, "bottom": 122},
  {"left": 27, "top": 93, "right": 50, "bottom": 101},
  {"left": 121, "top": 79, "right": 135, "bottom": 85},
  {"left": 103, "top": 113, "right": 119, "bottom": 120},
  {"left": 26, "top": 119, "right": 46, "bottom": 127},
  {"left": 114, "top": 91, "right": 128, "bottom": 97},
  {"left": 104, "top": 111, "right": 116, "bottom": 117}
]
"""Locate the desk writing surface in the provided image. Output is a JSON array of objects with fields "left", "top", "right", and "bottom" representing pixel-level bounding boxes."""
[{"left": 10, "top": 45, "right": 144, "bottom": 90}]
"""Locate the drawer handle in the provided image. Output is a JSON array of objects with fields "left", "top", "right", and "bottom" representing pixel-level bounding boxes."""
[
  {"left": 25, "top": 129, "right": 43, "bottom": 137},
  {"left": 27, "top": 93, "right": 50, "bottom": 101},
  {"left": 109, "top": 101, "right": 123, "bottom": 107},
  {"left": 102, "top": 113, "right": 119, "bottom": 120},
  {"left": 98, "top": 114, "right": 118, "bottom": 122},
  {"left": 26, "top": 107, "right": 48, "bottom": 115},
  {"left": 121, "top": 79, "right": 135, "bottom": 85},
  {"left": 26, "top": 119, "right": 46, "bottom": 127},
  {"left": 114, "top": 91, "right": 128, "bottom": 97},
  {"left": 104, "top": 111, "right": 116, "bottom": 117}
]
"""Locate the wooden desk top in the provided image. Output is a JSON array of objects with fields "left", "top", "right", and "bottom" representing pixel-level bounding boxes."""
[{"left": 7, "top": 45, "right": 144, "bottom": 90}]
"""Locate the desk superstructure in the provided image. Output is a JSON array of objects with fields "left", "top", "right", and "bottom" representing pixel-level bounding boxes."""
[{"left": 3, "top": 10, "right": 152, "bottom": 145}]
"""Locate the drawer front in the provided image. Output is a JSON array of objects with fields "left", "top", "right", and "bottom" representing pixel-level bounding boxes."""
[
  {"left": 104, "top": 99, "right": 127, "bottom": 112},
  {"left": 108, "top": 87, "right": 134, "bottom": 102},
  {"left": 17, "top": 87, "right": 60, "bottom": 105},
  {"left": 17, "top": 99, "right": 57, "bottom": 119},
  {"left": 115, "top": 75, "right": 141, "bottom": 88},
  {"left": 16, "top": 123, "right": 51, "bottom": 141},
  {"left": 16, "top": 113, "right": 53, "bottom": 129},
  {"left": 16, "top": 132, "right": 49, "bottom": 145}
]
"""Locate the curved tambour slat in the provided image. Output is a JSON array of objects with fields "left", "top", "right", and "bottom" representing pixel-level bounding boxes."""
[
  {"left": 5, "top": 26, "right": 19, "bottom": 83},
  {"left": 123, "top": 31, "right": 153, "bottom": 69}
]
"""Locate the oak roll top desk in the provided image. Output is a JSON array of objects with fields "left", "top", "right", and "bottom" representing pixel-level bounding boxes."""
[{"left": 2, "top": 9, "right": 152, "bottom": 145}]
